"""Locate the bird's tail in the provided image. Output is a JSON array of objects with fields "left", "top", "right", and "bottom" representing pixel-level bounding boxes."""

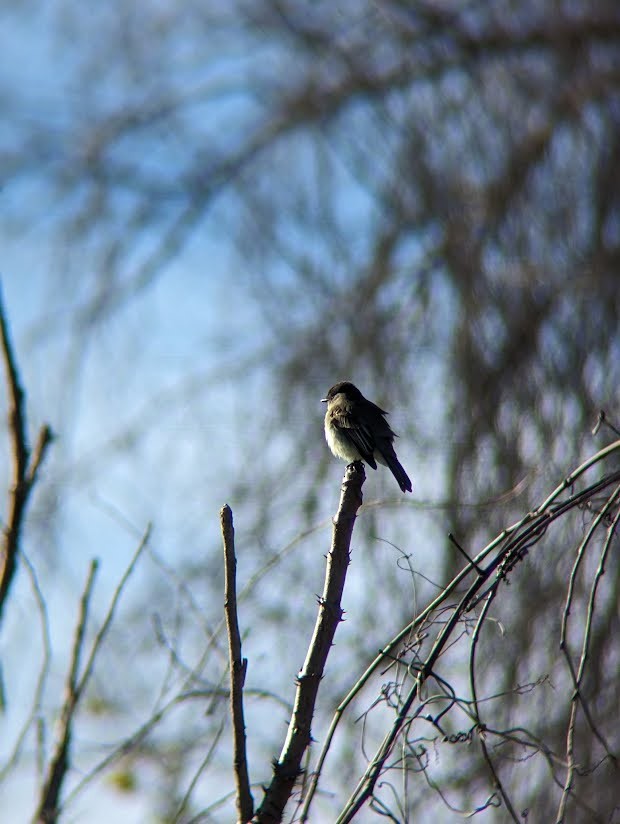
[
  {"left": 388, "top": 456, "right": 412, "bottom": 493},
  {"left": 378, "top": 444, "right": 412, "bottom": 493}
]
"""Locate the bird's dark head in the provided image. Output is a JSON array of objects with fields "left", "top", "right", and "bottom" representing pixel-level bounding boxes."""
[{"left": 321, "top": 381, "right": 363, "bottom": 403}]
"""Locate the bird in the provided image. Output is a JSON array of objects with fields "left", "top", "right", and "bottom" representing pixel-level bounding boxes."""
[{"left": 322, "top": 381, "right": 412, "bottom": 493}]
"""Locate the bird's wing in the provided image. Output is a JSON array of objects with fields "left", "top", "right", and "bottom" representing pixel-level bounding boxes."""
[{"left": 331, "top": 405, "right": 378, "bottom": 469}]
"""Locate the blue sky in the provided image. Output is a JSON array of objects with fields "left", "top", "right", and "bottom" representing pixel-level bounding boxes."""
[{"left": 0, "top": 5, "right": 456, "bottom": 820}]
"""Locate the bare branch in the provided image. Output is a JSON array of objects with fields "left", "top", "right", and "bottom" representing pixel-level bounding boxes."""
[
  {"left": 221, "top": 504, "right": 254, "bottom": 824},
  {"left": 254, "top": 460, "right": 365, "bottom": 823},
  {"left": 557, "top": 493, "right": 620, "bottom": 823},
  {"left": 0, "top": 284, "right": 54, "bottom": 625},
  {"left": 469, "top": 591, "right": 521, "bottom": 823},
  {"left": 38, "top": 527, "right": 151, "bottom": 820},
  {"left": 316, "top": 441, "right": 620, "bottom": 822},
  {"left": 34, "top": 559, "right": 98, "bottom": 824},
  {"left": 75, "top": 526, "right": 151, "bottom": 698}
]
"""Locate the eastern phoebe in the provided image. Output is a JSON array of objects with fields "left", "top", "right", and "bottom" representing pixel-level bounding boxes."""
[{"left": 322, "top": 381, "right": 412, "bottom": 493}]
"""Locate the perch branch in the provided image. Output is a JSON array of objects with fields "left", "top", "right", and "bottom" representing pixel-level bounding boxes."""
[{"left": 254, "top": 460, "right": 365, "bottom": 823}]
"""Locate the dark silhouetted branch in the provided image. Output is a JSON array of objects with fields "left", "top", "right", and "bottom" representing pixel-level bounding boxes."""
[
  {"left": 0, "top": 284, "right": 54, "bottom": 625},
  {"left": 221, "top": 504, "right": 254, "bottom": 824}
]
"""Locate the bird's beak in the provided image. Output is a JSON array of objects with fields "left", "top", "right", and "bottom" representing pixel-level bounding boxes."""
[{"left": 321, "top": 398, "right": 328, "bottom": 403}]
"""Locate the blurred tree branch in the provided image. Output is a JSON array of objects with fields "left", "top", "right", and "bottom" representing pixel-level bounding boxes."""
[
  {"left": 34, "top": 528, "right": 150, "bottom": 822},
  {"left": 0, "top": 284, "right": 53, "bottom": 626},
  {"left": 34, "top": 560, "right": 98, "bottom": 824},
  {"left": 1, "top": 2, "right": 619, "bottom": 820}
]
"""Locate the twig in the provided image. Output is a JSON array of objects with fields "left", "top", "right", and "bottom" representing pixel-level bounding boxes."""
[
  {"left": 448, "top": 532, "right": 483, "bottom": 574},
  {"left": 469, "top": 588, "right": 521, "bottom": 823},
  {"left": 253, "top": 460, "right": 365, "bottom": 823},
  {"left": 63, "top": 690, "right": 193, "bottom": 809},
  {"left": 221, "top": 504, "right": 254, "bottom": 824},
  {"left": 180, "top": 518, "right": 331, "bottom": 697},
  {"left": 0, "top": 285, "right": 54, "bottom": 625},
  {"left": 299, "top": 515, "right": 511, "bottom": 819},
  {"left": 330, "top": 442, "right": 620, "bottom": 822},
  {"left": 45, "top": 526, "right": 151, "bottom": 817},
  {"left": 174, "top": 718, "right": 226, "bottom": 823},
  {"left": 560, "top": 485, "right": 620, "bottom": 755},
  {"left": 34, "top": 560, "right": 98, "bottom": 824},
  {"left": 301, "top": 456, "right": 620, "bottom": 819},
  {"left": 556, "top": 497, "right": 620, "bottom": 824},
  {"left": 336, "top": 567, "right": 490, "bottom": 823},
  {"left": 592, "top": 409, "right": 620, "bottom": 438},
  {"left": 75, "top": 526, "right": 151, "bottom": 698}
]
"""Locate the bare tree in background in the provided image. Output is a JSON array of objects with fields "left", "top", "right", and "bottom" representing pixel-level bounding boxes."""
[{"left": 1, "top": 0, "right": 620, "bottom": 820}]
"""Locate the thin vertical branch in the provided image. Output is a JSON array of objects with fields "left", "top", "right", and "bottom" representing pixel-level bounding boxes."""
[
  {"left": 34, "top": 560, "right": 98, "bottom": 824},
  {"left": 560, "top": 485, "right": 620, "bottom": 755},
  {"left": 221, "top": 504, "right": 254, "bottom": 824},
  {"left": 556, "top": 497, "right": 620, "bottom": 824},
  {"left": 0, "top": 284, "right": 54, "bottom": 625},
  {"left": 469, "top": 587, "right": 521, "bottom": 823},
  {"left": 35, "top": 526, "right": 151, "bottom": 822}
]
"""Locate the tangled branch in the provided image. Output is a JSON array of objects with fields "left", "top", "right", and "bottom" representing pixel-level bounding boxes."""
[{"left": 299, "top": 438, "right": 620, "bottom": 822}]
